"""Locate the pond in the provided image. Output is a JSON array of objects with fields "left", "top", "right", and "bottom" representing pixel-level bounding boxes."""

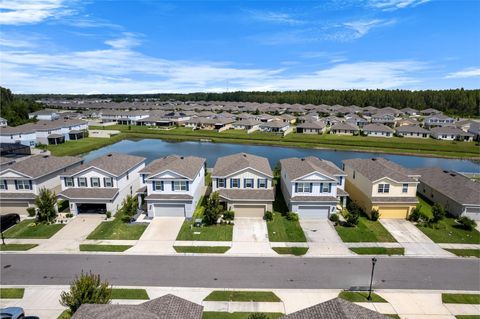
[{"left": 83, "top": 138, "right": 480, "bottom": 173}]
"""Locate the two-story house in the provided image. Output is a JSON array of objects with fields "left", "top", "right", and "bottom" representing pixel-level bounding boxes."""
[
  {"left": 211, "top": 153, "right": 274, "bottom": 217},
  {"left": 424, "top": 114, "right": 455, "bottom": 128},
  {"left": 0, "top": 155, "right": 83, "bottom": 214},
  {"left": 280, "top": 157, "right": 348, "bottom": 219},
  {"left": 138, "top": 155, "right": 206, "bottom": 218},
  {"left": 343, "top": 158, "right": 419, "bottom": 219},
  {"left": 58, "top": 153, "right": 146, "bottom": 215}
]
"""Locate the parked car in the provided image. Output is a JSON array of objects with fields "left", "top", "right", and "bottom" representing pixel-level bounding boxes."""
[
  {"left": 0, "top": 307, "right": 24, "bottom": 319},
  {"left": 0, "top": 214, "right": 20, "bottom": 233}
]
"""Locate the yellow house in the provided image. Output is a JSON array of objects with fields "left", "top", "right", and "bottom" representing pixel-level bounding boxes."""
[{"left": 342, "top": 158, "right": 419, "bottom": 219}]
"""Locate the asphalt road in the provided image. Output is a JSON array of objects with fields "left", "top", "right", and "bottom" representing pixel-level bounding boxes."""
[{"left": 1, "top": 254, "right": 479, "bottom": 291}]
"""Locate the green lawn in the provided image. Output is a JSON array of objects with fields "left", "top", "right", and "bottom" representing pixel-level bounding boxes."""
[
  {"left": 442, "top": 293, "right": 480, "bottom": 304},
  {"left": 46, "top": 135, "right": 125, "bottom": 156},
  {"left": 335, "top": 216, "right": 397, "bottom": 242},
  {"left": 173, "top": 246, "right": 230, "bottom": 253},
  {"left": 111, "top": 288, "right": 149, "bottom": 300},
  {"left": 350, "top": 247, "right": 404, "bottom": 255},
  {"left": 0, "top": 243, "right": 38, "bottom": 251},
  {"left": 3, "top": 220, "right": 65, "bottom": 239},
  {"left": 0, "top": 288, "right": 25, "bottom": 299},
  {"left": 202, "top": 312, "right": 283, "bottom": 319},
  {"left": 445, "top": 249, "right": 480, "bottom": 258},
  {"left": 272, "top": 247, "right": 309, "bottom": 256},
  {"left": 338, "top": 291, "right": 387, "bottom": 303},
  {"left": 86, "top": 213, "right": 147, "bottom": 240},
  {"left": 57, "top": 310, "right": 72, "bottom": 319},
  {"left": 79, "top": 244, "right": 132, "bottom": 252},
  {"left": 267, "top": 213, "right": 306, "bottom": 242},
  {"left": 456, "top": 316, "right": 480, "bottom": 319},
  {"left": 204, "top": 291, "right": 281, "bottom": 302}
]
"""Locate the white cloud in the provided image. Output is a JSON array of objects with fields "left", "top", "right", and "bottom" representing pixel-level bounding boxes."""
[
  {"left": 445, "top": 68, "right": 480, "bottom": 79},
  {"left": 0, "top": 0, "right": 72, "bottom": 25},
  {"left": 343, "top": 19, "right": 395, "bottom": 38},
  {"left": 368, "top": 0, "right": 430, "bottom": 11},
  {"left": 249, "top": 10, "right": 303, "bottom": 25}
]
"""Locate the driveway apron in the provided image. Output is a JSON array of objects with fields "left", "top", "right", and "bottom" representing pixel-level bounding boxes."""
[
  {"left": 300, "top": 219, "right": 353, "bottom": 256},
  {"left": 227, "top": 217, "right": 274, "bottom": 256},
  {"left": 128, "top": 217, "right": 184, "bottom": 254}
]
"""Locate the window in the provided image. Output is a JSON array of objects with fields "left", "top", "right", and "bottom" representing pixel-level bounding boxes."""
[
  {"left": 104, "top": 177, "right": 113, "bottom": 187},
  {"left": 77, "top": 177, "right": 87, "bottom": 187},
  {"left": 126, "top": 172, "right": 129, "bottom": 180},
  {"left": 231, "top": 178, "right": 240, "bottom": 188},
  {"left": 322, "top": 183, "right": 330, "bottom": 193},
  {"left": 90, "top": 177, "right": 100, "bottom": 187},
  {"left": 0, "top": 180, "right": 7, "bottom": 190},
  {"left": 173, "top": 181, "right": 187, "bottom": 191},
  {"left": 258, "top": 179, "right": 267, "bottom": 188},
  {"left": 65, "top": 177, "right": 74, "bottom": 187},
  {"left": 296, "top": 182, "right": 311, "bottom": 193},
  {"left": 16, "top": 180, "right": 31, "bottom": 190},
  {"left": 353, "top": 171, "right": 356, "bottom": 179},
  {"left": 244, "top": 178, "right": 254, "bottom": 188},
  {"left": 337, "top": 176, "right": 343, "bottom": 185},
  {"left": 153, "top": 181, "right": 164, "bottom": 191},
  {"left": 217, "top": 178, "right": 225, "bottom": 188},
  {"left": 402, "top": 183, "right": 408, "bottom": 193},
  {"left": 378, "top": 183, "right": 390, "bottom": 193}
]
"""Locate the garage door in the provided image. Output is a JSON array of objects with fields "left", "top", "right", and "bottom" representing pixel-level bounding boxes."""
[
  {"left": 0, "top": 203, "right": 29, "bottom": 215},
  {"left": 234, "top": 205, "right": 265, "bottom": 218},
  {"left": 77, "top": 203, "right": 107, "bottom": 214},
  {"left": 378, "top": 206, "right": 409, "bottom": 219},
  {"left": 297, "top": 206, "right": 330, "bottom": 219},
  {"left": 154, "top": 204, "right": 185, "bottom": 217},
  {"left": 464, "top": 207, "right": 480, "bottom": 221}
]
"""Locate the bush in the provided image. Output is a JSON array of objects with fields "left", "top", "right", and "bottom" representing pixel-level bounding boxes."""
[
  {"left": 35, "top": 188, "right": 57, "bottom": 223},
  {"left": 370, "top": 209, "right": 380, "bottom": 221},
  {"left": 329, "top": 213, "right": 339, "bottom": 222},
  {"left": 105, "top": 211, "right": 112, "bottom": 219},
  {"left": 203, "top": 192, "right": 223, "bottom": 225},
  {"left": 119, "top": 195, "right": 137, "bottom": 223},
  {"left": 264, "top": 210, "right": 273, "bottom": 221},
  {"left": 248, "top": 314, "right": 269, "bottom": 319},
  {"left": 432, "top": 203, "right": 446, "bottom": 224},
  {"left": 347, "top": 200, "right": 364, "bottom": 216},
  {"left": 223, "top": 210, "right": 235, "bottom": 221},
  {"left": 59, "top": 271, "right": 111, "bottom": 314},
  {"left": 345, "top": 210, "right": 359, "bottom": 226},
  {"left": 66, "top": 213, "right": 74, "bottom": 218},
  {"left": 26, "top": 207, "right": 36, "bottom": 217},
  {"left": 286, "top": 212, "right": 299, "bottom": 221},
  {"left": 457, "top": 216, "right": 477, "bottom": 231},
  {"left": 408, "top": 205, "right": 422, "bottom": 222}
]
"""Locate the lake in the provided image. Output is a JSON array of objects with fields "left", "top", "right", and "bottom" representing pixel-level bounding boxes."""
[{"left": 83, "top": 138, "right": 480, "bottom": 173}]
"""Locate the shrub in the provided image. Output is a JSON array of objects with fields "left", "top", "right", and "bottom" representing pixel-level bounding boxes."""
[
  {"left": 248, "top": 314, "right": 269, "bottom": 319},
  {"left": 408, "top": 205, "right": 422, "bottom": 222},
  {"left": 347, "top": 200, "right": 363, "bottom": 216},
  {"left": 59, "top": 271, "right": 111, "bottom": 314},
  {"left": 432, "top": 203, "right": 446, "bottom": 224},
  {"left": 105, "top": 211, "right": 112, "bottom": 219},
  {"left": 329, "top": 213, "right": 339, "bottom": 223},
  {"left": 457, "top": 216, "right": 477, "bottom": 231},
  {"left": 370, "top": 208, "right": 380, "bottom": 221},
  {"left": 203, "top": 192, "right": 223, "bottom": 225},
  {"left": 264, "top": 210, "right": 273, "bottom": 221},
  {"left": 119, "top": 195, "right": 137, "bottom": 223},
  {"left": 35, "top": 188, "right": 57, "bottom": 223},
  {"left": 223, "top": 210, "right": 235, "bottom": 221},
  {"left": 66, "top": 213, "right": 74, "bottom": 218},
  {"left": 27, "top": 207, "right": 36, "bottom": 217},
  {"left": 286, "top": 212, "right": 299, "bottom": 221},
  {"left": 345, "top": 210, "right": 359, "bottom": 226}
]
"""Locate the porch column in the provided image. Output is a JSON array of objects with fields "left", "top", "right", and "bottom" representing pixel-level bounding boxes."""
[
  {"left": 137, "top": 194, "right": 142, "bottom": 208},
  {"left": 342, "top": 196, "right": 347, "bottom": 207}
]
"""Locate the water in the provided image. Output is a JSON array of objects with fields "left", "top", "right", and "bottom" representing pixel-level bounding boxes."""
[{"left": 83, "top": 138, "right": 480, "bottom": 173}]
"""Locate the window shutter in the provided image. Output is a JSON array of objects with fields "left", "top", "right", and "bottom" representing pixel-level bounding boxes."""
[
  {"left": 153, "top": 181, "right": 156, "bottom": 190},
  {"left": 216, "top": 179, "right": 218, "bottom": 188},
  {"left": 339, "top": 177, "right": 343, "bottom": 185},
  {"left": 161, "top": 181, "right": 164, "bottom": 191},
  {"left": 14, "top": 180, "right": 18, "bottom": 190},
  {"left": 310, "top": 183, "right": 313, "bottom": 193},
  {"left": 186, "top": 181, "right": 189, "bottom": 191},
  {"left": 230, "top": 179, "right": 233, "bottom": 188},
  {"left": 3, "top": 180, "right": 7, "bottom": 190},
  {"left": 257, "top": 179, "right": 260, "bottom": 188},
  {"left": 294, "top": 183, "right": 298, "bottom": 192},
  {"left": 29, "top": 180, "right": 33, "bottom": 190},
  {"left": 320, "top": 183, "right": 323, "bottom": 193},
  {"left": 142, "top": 174, "right": 145, "bottom": 183},
  {"left": 328, "top": 183, "right": 332, "bottom": 193},
  {"left": 171, "top": 181, "right": 174, "bottom": 191},
  {"left": 103, "top": 177, "right": 106, "bottom": 187}
]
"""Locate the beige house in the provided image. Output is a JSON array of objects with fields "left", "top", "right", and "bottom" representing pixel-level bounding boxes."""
[{"left": 342, "top": 158, "right": 419, "bottom": 219}]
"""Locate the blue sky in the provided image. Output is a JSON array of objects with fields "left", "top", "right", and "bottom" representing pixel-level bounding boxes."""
[{"left": 0, "top": 0, "right": 479, "bottom": 94}]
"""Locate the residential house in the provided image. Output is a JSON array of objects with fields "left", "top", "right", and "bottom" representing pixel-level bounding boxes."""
[
  {"left": 138, "top": 155, "right": 205, "bottom": 218},
  {"left": 259, "top": 120, "right": 291, "bottom": 134},
  {"left": 343, "top": 158, "right": 419, "bottom": 219},
  {"left": 0, "top": 155, "right": 83, "bottom": 214},
  {"left": 430, "top": 126, "right": 474, "bottom": 141},
  {"left": 323, "top": 116, "right": 342, "bottom": 126},
  {"left": 363, "top": 124, "right": 395, "bottom": 138},
  {"left": 468, "top": 122, "right": 480, "bottom": 141},
  {"left": 414, "top": 167, "right": 480, "bottom": 220},
  {"left": 395, "top": 125, "right": 431, "bottom": 138},
  {"left": 424, "top": 114, "right": 456, "bottom": 128},
  {"left": 361, "top": 106, "right": 379, "bottom": 116},
  {"left": 28, "top": 109, "right": 60, "bottom": 121},
  {"left": 370, "top": 111, "right": 396, "bottom": 126},
  {"left": 211, "top": 153, "right": 274, "bottom": 217},
  {"left": 455, "top": 119, "right": 479, "bottom": 132},
  {"left": 395, "top": 118, "right": 419, "bottom": 127},
  {"left": 0, "top": 117, "right": 7, "bottom": 127},
  {"left": 277, "top": 113, "right": 296, "bottom": 124},
  {"left": 421, "top": 108, "right": 442, "bottom": 116},
  {"left": 0, "top": 125, "right": 37, "bottom": 147},
  {"left": 232, "top": 119, "right": 262, "bottom": 133},
  {"left": 296, "top": 121, "right": 326, "bottom": 134},
  {"left": 258, "top": 114, "right": 275, "bottom": 123},
  {"left": 330, "top": 122, "right": 359, "bottom": 135},
  {"left": 280, "top": 157, "right": 348, "bottom": 219},
  {"left": 400, "top": 107, "right": 419, "bottom": 116},
  {"left": 58, "top": 153, "right": 146, "bottom": 215},
  {"left": 136, "top": 116, "right": 176, "bottom": 127},
  {"left": 345, "top": 113, "right": 368, "bottom": 128}
]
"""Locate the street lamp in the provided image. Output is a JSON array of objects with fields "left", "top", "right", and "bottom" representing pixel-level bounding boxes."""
[{"left": 367, "top": 257, "right": 378, "bottom": 301}]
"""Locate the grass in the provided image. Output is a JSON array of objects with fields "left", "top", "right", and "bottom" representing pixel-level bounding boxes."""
[
  {"left": 205, "top": 172, "right": 212, "bottom": 186},
  {"left": 335, "top": 216, "right": 397, "bottom": 242},
  {"left": 445, "top": 249, "right": 480, "bottom": 258},
  {"left": 386, "top": 315, "right": 401, "bottom": 319},
  {"left": 3, "top": 220, "right": 65, "bottom": 239},
  {"left": 350, "top": 247, "right": 405, "bottom": 255},
  {"left": 272, "top": 247, "right": 309, "bottom": 256},
  {"left": 202, "top": 312, "right": 283, "bottom": 319},
  {"left": 0, "top": 288, "right": 25, "bottom": 299},
  {"left": 111, "top": 288, "right": 149, "bottom": 300},
  {"left": 86, "top": 213, "right": 147, "bottom": 240},
  {"left": 267, "top": 213, "right": 307, "bottom": 242},
  {"left": 0, "top": 243, "right": 38, "bottom": 251},
  {"left": 79, "top": 244, "right": 132, "bottom": 252},
  {"left": 46, "top": 135, "right": 125, "bottom": 156},
  {"left": 204, "top": 291, "right": 281, "bottom": 302},
  {"left": 456, "top": 316, "right": 480, "bottom": 319},
  {"left": 57, "top": 310, "right": 72, "bottom": 319},
  {"left": 442, "top": 293, "right": 480, "bottom": 304},
  {"left": 173, "top": 246, "right": 230, "bottom": 253},
  {"left": 338, "top": 291, "right": 387, "bottom": 303}
]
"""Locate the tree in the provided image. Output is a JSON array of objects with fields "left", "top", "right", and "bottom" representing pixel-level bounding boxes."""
[
  {"left": 431, "top": 203, "right": 446, "bottom": 224},
  {"left": 203, "top": 192, "right": 223, "bottom": 225},
  {"left": 60, "top": 271, "right": 112, "bottom": 314},
  {"left": 35, "top": 188, "right": 57, "bottom": 223},
  {"left": 119, "top": 195, "right": 137, "bottom": 222}
]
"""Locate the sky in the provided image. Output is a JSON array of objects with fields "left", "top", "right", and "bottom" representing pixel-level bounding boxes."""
[{"left": 0, "top": 0, "right": 479, "bottom": 94}]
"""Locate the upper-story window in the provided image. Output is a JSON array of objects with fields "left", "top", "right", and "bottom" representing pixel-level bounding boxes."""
[
  {"left": 77, "top": 177, "right": 87, "bottom": 187},
  {"left": 378, "top": 183, "right": 390, "bottom": 193},
  {"left": 244, "top": 178, "right": 254, "bottom": 188},
  {"left": 65, "top": 177, "right": 75, "bottom": 187},
  {"left": 0, "top": 180, "right": 7, "bottom": 190},
  {"left": 402, "top": 183, "right": 408, "bottom": 193},
  {"left": 337, "top": 176, "right": 343, "bottom": 185},
  {"left": 173, "top": 181, "right": 187, "bottom": 191},
  {"left": 296, "top": 182, "right": 311, "bottom": 193},
  {"left": 231, "top": 178, "right": 240, "bottom": 188},
  {"left": 153, "top": 181, "right": 164, "bottom": 191},
  {"left": 217, "top": 178, "right": 226, "bottom": 188},
  {"left": 104, "top": 177, "right": 113, "bottom": 187},
  {"left": 91, "top": 177, "right": 101, "bottom": 187},
  {"left": 16, "top": 180, "right": 31, "bottom": 190},
  {"left": 257, "top": 179, "right": 267, "bottom": 188},
  {"left": 321, "top": 183, "right": 330, "bottom": 193}
]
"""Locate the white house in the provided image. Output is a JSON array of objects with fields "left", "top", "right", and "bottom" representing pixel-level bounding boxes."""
[
  {"left": 212, "top": 153, "right": 274, "bottom": 217},
  {"left": 58, "top": 153, "right": 146, "bottom": 215},
  {"left": 395, "top": 125, "right": 431, "bottom": 138},
  {"left": 363, "top": 123, "right": 395, "bottom": 137},
  {"left": 430, "top": 126, "right": 474, "bottom": 141},
  {"left": 0, "top": 155, "right": 83, "bottom": 214},
  {"left": 280, "top": 157, "right": 347, "bottom": 219},
  {"left": 424, "top": 114, "right": 455, "bottom": 128},
  {"left": 28, "top": 109, "right": 60, "bottom": 121},
  {"left": 138, "top": 155, "right": 206, "bottom": 218}
]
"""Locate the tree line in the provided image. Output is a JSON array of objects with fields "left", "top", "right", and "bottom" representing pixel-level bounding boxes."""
[{"left": 0, "top": 87, "right": 44, "bottom": 126}]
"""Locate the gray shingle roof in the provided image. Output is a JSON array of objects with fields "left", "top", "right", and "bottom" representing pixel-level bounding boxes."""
[
  {"left": 145, "top": 194, "right": 193, "bottom": 201},
  {"left": 64, "top": 153, "right": 145, "bottom": 177},
  {"left": 212, "top": 153, "right": 272, "bottom": 177},
  {"left": 342, "top": 158, "right": 417, "bottom": 183},
  {"left": 371, "top": 196, "right": 419, "bottom": 203},
  {"left": 395, "top": 125, "right": 430, "bottom": 134},
  {"left": 280, "top": 156, "right": 344, "bottom": 181},
  {"left": 290, "top": 196, "right": 338, "bottom": 202},
  {"left": 1, "top": 155, "right": 82, "bottom": 179},
  {"left": 363, "top": 124, "right": 395, "bottom": 133},
  {"left": 259, "top": 120, "right": 289, "bottom": 129},
  {"left": 297, "top": 121, "right": 326, "bottom": 129},
  {"left": 233, "top": 119, "right": 262, "bottom": 126},
  {"left": 430, "top": 126, "right": 473, "bottom": 136},
  {"left": 330, "top": 122, "right": 359, "bottom": 131},
  {"left": 217, "top": 189, "right": 275, "bottom": 201},
  {"left": 59, "top": 188, "right": 119, "bottom": 200},
  {"left": 139, "top": 155, "right": 205, "bottom": 180}
]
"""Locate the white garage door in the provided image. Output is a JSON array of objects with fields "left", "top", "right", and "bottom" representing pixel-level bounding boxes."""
[
  {"left": 0, "top": 203, "right": 29, "bottom": 215},
  {"left": 297, "top": 206, "right": 330, "bottom": 219},
  {"left": 154, "top": 204, "right": 185, "bottom": 217},
  {"left": 465, "top": 207, "right": 480, "bottom": 221},
  {"left": 234, "top": 205, "right": 265, "bottom": 218}
]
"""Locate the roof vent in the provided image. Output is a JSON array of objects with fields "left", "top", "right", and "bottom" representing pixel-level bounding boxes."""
[
  {"left": 371, "top": 158, "right": 377, "bottom": 161},
  {"left": 243, "top": 154, "right": 247, "bottom": 157},
  {"left": 43, "top": 155, "right": 49, "bottom": 158},
  {"left": 443, "top": 170, "right": 449, "bottom": 173},
  {"left": 301, "top": 158, "right": 305, "bottom": 161},
  {"left": 107, "top": 153, "right": 112, "bottom": 157},
  {"left": 450, "top": 173, "right": 456, "bottom": 177},
  {"left": 180, "top": 156, "right": 184, "bottom": 159}
]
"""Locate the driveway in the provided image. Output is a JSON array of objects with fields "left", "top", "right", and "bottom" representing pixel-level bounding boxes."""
[
  {"left": 227, "top": 217, "right": 273, "bottom": 256},
  {"left": 300, "top": 219, "right": 352, "bottom": 256},
  {"left": 128, "top": 217, "right": 184, "bottom": 254},
  {"left": 380, "top": 219, "right": 453, "bottom": 257}
]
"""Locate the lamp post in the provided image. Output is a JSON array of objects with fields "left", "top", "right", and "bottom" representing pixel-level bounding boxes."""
[{"left": 367, "top": 257, "right": 377, "bottom": 301}]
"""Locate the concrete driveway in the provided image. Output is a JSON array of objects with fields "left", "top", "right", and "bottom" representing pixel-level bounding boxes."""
[
  {"left": 227, "top": 217, "right": 273, "bottom": 256},
  {"left": 300, "top": 219, "right": 353, "bottom": 256},
  {"left": 380, "top": 219, "right": 453, "bottom": 256},
  {"left": 128, "top": 217, "right": 184, "bottom": 254}
]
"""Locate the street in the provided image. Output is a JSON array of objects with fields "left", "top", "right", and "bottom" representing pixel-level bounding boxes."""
[{"left": 1, "top": 254, "right": 479, "bottom": 291}]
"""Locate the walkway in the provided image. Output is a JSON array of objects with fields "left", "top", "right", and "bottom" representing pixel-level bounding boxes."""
[
  {"left": 300, "top": 219, "right": 353, "bottom": 256},
  {"left": 227, "top": 217, "right": 274, "bottom": 256}
]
